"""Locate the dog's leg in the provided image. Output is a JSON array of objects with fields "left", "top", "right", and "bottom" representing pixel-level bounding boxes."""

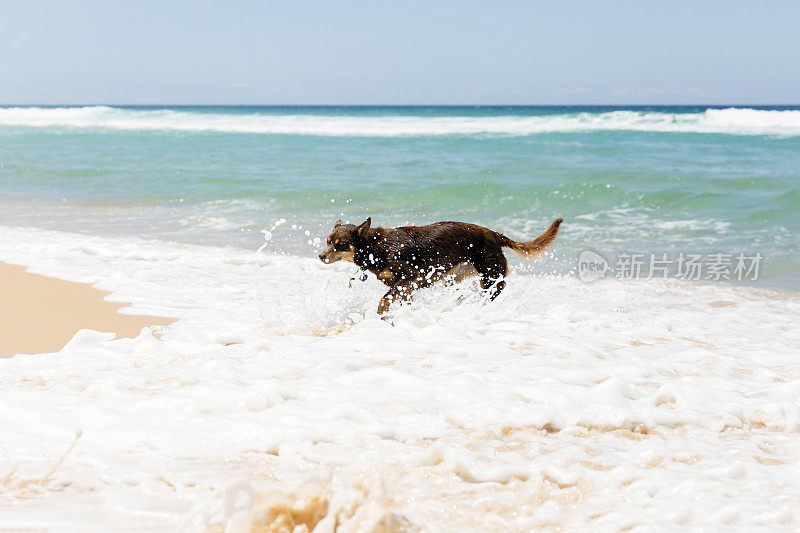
[
  {"left": 446, "top": 262, "right": 478, "bottom": 283},
  {"left": 377, "top": 281, "right": 417, "bottom": 316},
  {"left": 474, "top": 249, "right": 508, "bottom": 300}
]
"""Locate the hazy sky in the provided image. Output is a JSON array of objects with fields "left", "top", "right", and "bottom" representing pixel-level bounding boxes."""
[{"left": 1, "top": 0, "right": 798, "bottom": 105}]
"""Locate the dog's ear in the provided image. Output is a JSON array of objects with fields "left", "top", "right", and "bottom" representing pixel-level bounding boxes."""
[
  {"left": 356, "top": 217, "right": 371, "bottom": 237},
  {"left": 334, "top": 219, "right": 343, "bottom": 228}
]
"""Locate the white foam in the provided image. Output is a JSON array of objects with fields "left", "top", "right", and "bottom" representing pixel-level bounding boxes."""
[
  {"left": 0, "top": 225, "right": 799, "bottom": 531},
  {"left": 2, "top": 106, "right": 800, "bottom": 136}
]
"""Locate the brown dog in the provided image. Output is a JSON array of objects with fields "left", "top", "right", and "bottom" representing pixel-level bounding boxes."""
[{"left": 320, "top": 218, "right": 563, "bottom": 315}]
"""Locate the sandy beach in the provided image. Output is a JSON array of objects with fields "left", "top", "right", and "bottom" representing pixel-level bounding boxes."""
[{"left": 0, "top": 261, "right": 175, "bottom": 357}]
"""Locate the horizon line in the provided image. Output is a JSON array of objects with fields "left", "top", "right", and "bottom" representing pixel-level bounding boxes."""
[{"left": 2, "top": 103, "right": 800, "bottom": 108}]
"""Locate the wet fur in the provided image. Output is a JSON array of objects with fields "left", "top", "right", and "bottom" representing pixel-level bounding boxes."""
[{"left": 320, "top": 218, "right": 563, "bottom": 315}]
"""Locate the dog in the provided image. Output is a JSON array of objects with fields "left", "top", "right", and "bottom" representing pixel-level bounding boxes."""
[{"left": 319, "top": 217, "right": 563, "bottom": 315}]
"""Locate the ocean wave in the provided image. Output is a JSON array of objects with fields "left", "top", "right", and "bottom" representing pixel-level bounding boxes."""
[{"left": 1, "top": 106, "right": 800, "bottom": 136}]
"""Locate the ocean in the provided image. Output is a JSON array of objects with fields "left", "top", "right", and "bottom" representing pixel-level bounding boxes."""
[
  {"left": 1, "top": 105, "right": 798, "bottom": 290},
  {"left": 1, "top": 106, "right": 799, "bottom": 530}
]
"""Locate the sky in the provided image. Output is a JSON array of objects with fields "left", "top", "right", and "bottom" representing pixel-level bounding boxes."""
[{"left": 1, "top": 0, "right": 799, "bottom": 105}]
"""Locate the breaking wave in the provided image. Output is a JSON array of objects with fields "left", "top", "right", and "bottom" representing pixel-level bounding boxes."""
[{"left": 2, "top": 106, "right": 800, "bottom": 136}]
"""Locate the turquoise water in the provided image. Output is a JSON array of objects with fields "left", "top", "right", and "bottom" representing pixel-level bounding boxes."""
[{"left": 1, "top": 105, "right": 798, "bottom": 290}]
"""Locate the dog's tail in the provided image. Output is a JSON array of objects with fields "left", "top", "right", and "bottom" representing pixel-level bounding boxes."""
[{"left": 500, "top": 218, "right": 563, "bottom": 259}]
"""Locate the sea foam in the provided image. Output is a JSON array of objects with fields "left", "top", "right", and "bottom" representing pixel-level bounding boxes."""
[
  {"left": 2, "top": 106, "right": 800, "bottom": 136},
  {"left": 0, "top": 224, "right": 798, "bottom": 530}
]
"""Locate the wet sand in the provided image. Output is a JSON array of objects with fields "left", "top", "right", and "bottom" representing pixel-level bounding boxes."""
[{"left": 0, "top": 262, "right": 176, "bottom": 356}]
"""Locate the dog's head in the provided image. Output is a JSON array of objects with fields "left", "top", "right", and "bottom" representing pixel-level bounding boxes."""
[{"left": 319, "top": 218, "right": 371, "bottom": 264}]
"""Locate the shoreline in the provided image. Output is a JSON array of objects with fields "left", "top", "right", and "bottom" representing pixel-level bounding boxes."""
[
  {"left": 0, "top": 221, "right": 797, "bottom": 299},
  {"left": 0, "top": 223, "right": 798, "bottom": 530},
  {"left": 0, "top": 261, "right": 176, "bottom": 357}
]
